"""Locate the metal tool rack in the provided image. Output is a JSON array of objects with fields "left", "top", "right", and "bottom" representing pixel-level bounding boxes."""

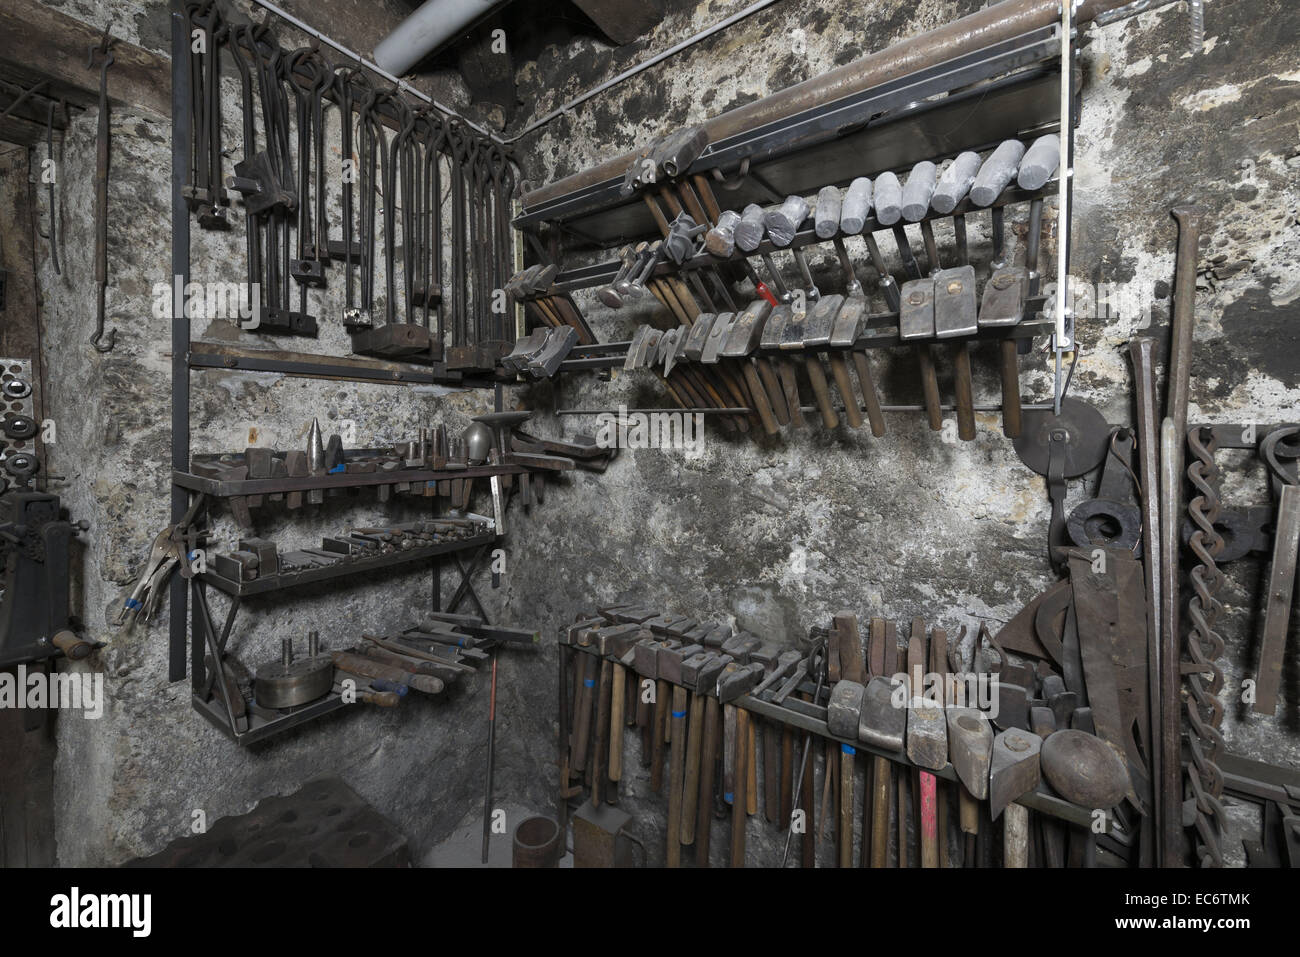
[
  {"left": 166, "top": 1, "right": 517, "bottom": 745},
  {"left": 512, "top": 21, "right": 1078, "bottom": 424}
]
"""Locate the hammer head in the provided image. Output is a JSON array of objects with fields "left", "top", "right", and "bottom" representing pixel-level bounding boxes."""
[
  {"left": 595, "top": 623, "right": 643, "bottom": 658},
  {"left": 632, "top": 635, "right": 662, "bottom": 678},
  {"left": 720, "top": 300, "right": 772, "bottom": 357},
  {"left": 829, "top": 295, "right": 868, "bottom": 348},
  {"left": 827, "top": 680, "right": 865, "bottom": 739},
  {"left": 990, "top": 727, "right": 1042, "bottom": 819},
  {"left": 566, "top": 618, "right": 605, "bottom": 647},
  {"left": 716, "top": 660, "right": 764, "bottom": 702},
  {"left": 946, "top": 707, "right": 993, "bottom": 799},
  {"left": 899, "top": 278, "right": 936, "bottom": 341},
  {"left": 701, "top": 312, "right": 736, "bottom": 364},
  {"left": 803, "top": 294, "right": 843, "bottom": 348},
  {"left": 906, "top": 701, "right": 948, "bottom": 771},
  {"left": 684, "top": 313, "right": 716, "bottom": 361},
  {"left": 720, "top": 632, "right": 761, "bottom": 663},
  {"left": 859, "top": 676, "right": 907, "bottom": 751}
]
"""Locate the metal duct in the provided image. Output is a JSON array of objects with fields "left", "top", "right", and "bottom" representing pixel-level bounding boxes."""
[{"left": 373, "top": 0, "right": 509, "bottom": 77}]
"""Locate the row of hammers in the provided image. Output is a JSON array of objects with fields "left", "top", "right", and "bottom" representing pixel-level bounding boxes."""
[
  {"left": 558, "top": 605, "right": 1094, "bottom": 867},
  {"left": 598, "top": 142, "right": 1051, "bottom": 440}
]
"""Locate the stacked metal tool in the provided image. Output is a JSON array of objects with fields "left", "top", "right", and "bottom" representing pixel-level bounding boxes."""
[
  {"left": 207, "top": 517, "right": 492, "bottom": 585},
  {"left": 559, "top": 600, "right": 1119, "bottom": 868},
  {"left": 581, "top": 137, "right": 1057, "bottom": 442},
  {"left": 182, "top": 4, "right": 518, "bottom": 367}
]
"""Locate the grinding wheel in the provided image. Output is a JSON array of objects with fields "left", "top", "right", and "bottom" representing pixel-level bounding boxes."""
[
  {"left": 1013, "top": 398, "right": 1110, "bottom": 478},
  {"left": 1040, "top": 729, "right": 1130, "bottom": 809}
]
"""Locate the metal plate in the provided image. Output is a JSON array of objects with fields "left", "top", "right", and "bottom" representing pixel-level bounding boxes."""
[
  {"left": 760, "top": 305, "right": 791, "bottom": 350},
  {"left": 777, "top": 304, "right": 812, "bottom": 350},
  {"left": 980, "top": 265, "right": 1029, "bottom": 327},
  {"left": 803, "top": 294, "right": 843, "bottom": 348},
  {"left": 933, "top": 265, "right": 978, "bottom": 337},
  {"left": 899, "top": 279, "right": 935, "bottom": 341},
  {"left": 701, "top": 312, "right": 735, "bottom": 363},
  {"left": 830, "top": 295, "right": 868, "bottom": 347},
  {"left": 721, "top": 300, "right": 772, "bottom": 357},
  {"left": 684, "top": 313, "right": 716, "bottom": 360},
  {"left": 1013, "top": 398, "right": 1110, "bottom": 478},
  {"left": 126, "top": 777, "right": 410, "bottom": 867}
]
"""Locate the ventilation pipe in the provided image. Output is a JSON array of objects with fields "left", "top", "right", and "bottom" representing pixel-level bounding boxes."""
[{"left": 373, "top": 0, "right": 509, "bottom": 77}]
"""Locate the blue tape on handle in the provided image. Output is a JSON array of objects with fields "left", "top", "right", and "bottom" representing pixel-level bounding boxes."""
[
  {"left": 672, "top": 710, "right": 687, "bottom": 719},
  {"left": 328, "top": 464, "right": 345, "bottom": 473},
  {"left": 724, "top": 791, "right": 734, "bottom": 803},
  {"left": 124, "top": 598, "right": 142, "bottom": 610},
  {"left": 584, "top": 678, "right": 595, "bottom": 687},
  {"left": 841, "top": 743, "right": 856, "bottom": 756}
]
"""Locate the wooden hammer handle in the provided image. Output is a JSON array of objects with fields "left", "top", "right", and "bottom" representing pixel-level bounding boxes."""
[
  {"left": 609, "top": 662, "right": 626, "bottom": 782},
  {"left": 681, "top": 692, "right": 705, "bottom": 845},
  {"left": 952, "top": 343, "right": 976, "bottom": 441},
  {"left": 916, "top": 343, "right": 943, "bottom": 431},
  {"left": 804, "top": 354, "right": 839, "bottom": 429},
  {"left": 839, "top": 745, "right": 856, "bottom": 867},
  {"left": 852, "top": 351, "right": 887, "bottom": 437},
  {"left": 696, "top": 696, "right": 721, "bottom": 866},
  {"left": 828, "top": 353, "right": 864, "bottom": 429},
  {"left": 666, "top": 685, "right": 688, "bottom": 867},
  {"left": 999, "top": 338, "right": 1022, "bottom": 438}
]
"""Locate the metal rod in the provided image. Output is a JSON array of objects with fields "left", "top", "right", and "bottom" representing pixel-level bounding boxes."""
[
  {"left": 170, "top": 1, "right": 192, "bottom": 683},
  {"left": 556, "top": 403, "right": 1058, "bottom": 416},
  {"left": 481, "top": 650, "right": 498, "bottom": 864}
]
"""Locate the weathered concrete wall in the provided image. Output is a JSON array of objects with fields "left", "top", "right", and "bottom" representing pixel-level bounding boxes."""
[
  {"left": 27, "top": 0, "right": 1300, "bottom": 867},
  {"left": 30, "top": 0, "right": 556, "bottom": 866},
  {"left": 487, "top": 0, "right": 1300, "bottom": 865}
]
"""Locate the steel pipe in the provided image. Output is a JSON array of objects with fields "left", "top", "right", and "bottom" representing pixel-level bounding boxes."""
[{"left": 521, "top": 0, "right": 1138, "bottom": 211}]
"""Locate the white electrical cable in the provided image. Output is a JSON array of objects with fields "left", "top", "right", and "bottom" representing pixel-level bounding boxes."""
[{"left": 1054, "top": 0, "right": 1075, "bottom": 414}]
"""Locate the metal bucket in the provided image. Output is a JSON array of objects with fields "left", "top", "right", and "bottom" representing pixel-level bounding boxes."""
[{"left": 512, "top": 815, "right": 561, "bottom": 867}]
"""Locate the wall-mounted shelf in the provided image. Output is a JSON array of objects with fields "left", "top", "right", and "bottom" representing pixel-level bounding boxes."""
[{"left": 198, "top": 531, "right": 498, "bottom": 597}]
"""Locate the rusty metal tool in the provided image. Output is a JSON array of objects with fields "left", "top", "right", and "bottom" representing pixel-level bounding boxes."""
[
  {"left": 990, "top": 727, "right": 1040, "bottom": 866},
  {"left": 1158, "top": 205, "right": 1203, "bottom": 866},
  {"left": 829, "top": 248, "right": 887, "bottom": 436},
  {"left": 720, "top": 299, "right": 782, "bottom": 434},
  {"left": 759, "top": 305, "right": 806, "bottom": 428},
  {"left": 1253, "top": 428, "right": 1300, "bottom": 715},
  {"left": 780, "top": 635, "right": 828, "bottom": 867},
  {"left": 777, "top": 298, "right": 839, "bottom": 428},
  {"left": 810, "top": 295, "right": 864, "bottom": 429},
  {"left": 1041, "top": 729, "right": 1130, "bottom": 810}
]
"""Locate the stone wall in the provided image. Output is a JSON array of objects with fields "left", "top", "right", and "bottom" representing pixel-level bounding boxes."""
[{"left": 27, "top": 0, "right": 1300, "bottom": 866}]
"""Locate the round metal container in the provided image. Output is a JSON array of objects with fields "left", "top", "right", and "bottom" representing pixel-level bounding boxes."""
[{"left": 512, "top": 816, "right": 561, "bottom": 868}]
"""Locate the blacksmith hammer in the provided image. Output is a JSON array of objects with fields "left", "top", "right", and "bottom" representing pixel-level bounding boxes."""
[
  {"left": 899, "top": 279, "right": 943, "bottom": 431},
  {"left": 933, "top": 265, "right": 978, "bottom": 441},
  {"left": 990, "top": 727, "right": 1041, "bottom": 867},
  {"left": 777, "top": 299, "right": 838, "bottom": 428}
]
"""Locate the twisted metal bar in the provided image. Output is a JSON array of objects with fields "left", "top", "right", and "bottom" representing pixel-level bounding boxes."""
[{"left": 1184, "top": 425, "right": 1228, "bottom": 866}]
